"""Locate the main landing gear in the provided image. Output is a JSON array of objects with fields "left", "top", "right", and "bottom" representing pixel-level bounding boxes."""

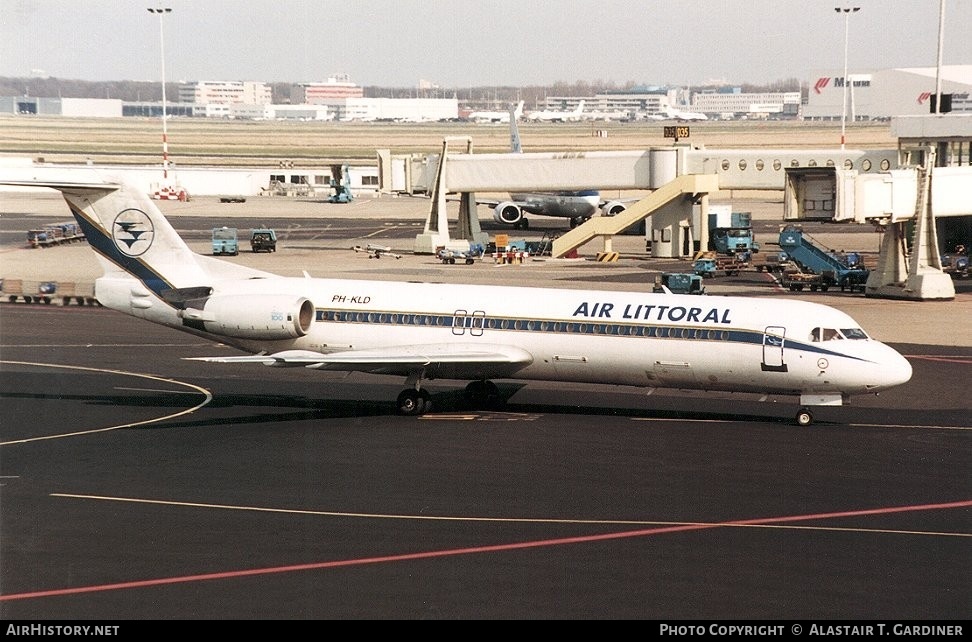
[
  {"left": 396, "top": 388, "right": 432, "bottom": 416},
  {"left": 395, "top": 377, "right": 502, "bottom": 416}
]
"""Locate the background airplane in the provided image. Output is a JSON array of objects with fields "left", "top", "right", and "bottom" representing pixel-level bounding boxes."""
[
  {"left": 526, "top": 100, "right": 585, "bottom": 122},
  {"left": 467, "top": 100, "right": 524, "bottom": 123},
  {"left": 662, "top": 105, "right": 708, "bottom": 121},
  {"left": 472, "top": 105, "right": 628, "bottom": 229},
  {"left": 6, "top": 174, "right": 913, "bottom": 427}
]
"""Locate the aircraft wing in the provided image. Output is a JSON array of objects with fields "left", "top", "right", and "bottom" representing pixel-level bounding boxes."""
[{"left": 187, "top": 343, "right": 534, "bottom": 379}]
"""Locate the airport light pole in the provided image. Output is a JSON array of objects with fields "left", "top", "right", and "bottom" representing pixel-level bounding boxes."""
[
  {"left": 148, "top": 7, "right": 172, "bottom": 181},
  {"left": 933, "top": 0, "right": 946, "bottom": 115},
  {"left": 835, "top": 5, "right": 860, "bottom": 149}
]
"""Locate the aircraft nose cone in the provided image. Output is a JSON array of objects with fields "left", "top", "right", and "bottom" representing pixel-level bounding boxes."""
[{"left": 880, "top": 347, "right": 913, "bottom": 388}]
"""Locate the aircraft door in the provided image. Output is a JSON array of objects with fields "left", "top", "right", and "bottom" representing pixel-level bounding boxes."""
[
  {"left": 452, "top": 309, "right": 485, "bottom": 336},
  {"left": 761, "top": 326, "right": 788, "bottom": 372}
]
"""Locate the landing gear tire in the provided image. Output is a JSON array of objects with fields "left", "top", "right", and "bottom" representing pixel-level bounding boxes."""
[
  {"left": 464, "top": 380, "right": 500, "bottom": 409},
  {"left": 397, "top": 389, "right": 432, "bottom": 416},
  {"left": 795, "top": 408, "right": 814, "bottom": 427}
]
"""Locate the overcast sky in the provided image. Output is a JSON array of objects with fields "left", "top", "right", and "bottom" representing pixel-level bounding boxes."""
[{"left": 2, "top": 0, "right": 969, "bottom": 88}]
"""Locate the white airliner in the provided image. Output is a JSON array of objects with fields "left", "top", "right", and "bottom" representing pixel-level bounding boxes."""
[
  {"left": 663, "top": 105, "right": 708, "bottom": 121},
  {"left": 474, "top": 106, "right": 628, "bottom": 229},
  {"left": 527, "top": 100, "right": 586, "bottom": 122},
  {"left": 3, "top": 176, "right": 913, "bottom": 426},
  {"left": 467, "top": 100, "right": 524, "bottom": 123}
]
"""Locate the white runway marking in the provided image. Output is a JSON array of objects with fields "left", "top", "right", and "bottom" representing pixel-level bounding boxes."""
[{"left": 0, "top": 360, "right": 212, "bottom": 445}]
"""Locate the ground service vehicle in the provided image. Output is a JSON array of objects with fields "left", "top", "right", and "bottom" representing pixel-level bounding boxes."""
[
  {"left": 653, "top": 273, "right": 706, "bottom": 295},
  {"left": 777, "top": 225, "right": 868, "bottom": 292},
  {"left": 752, "top": 252, "right": 794, "bottom": 273},
  {"left": 438, "top": 245, "right": 484, "bottom": 265},
  {"left": 26, "top": 222, "right": 85, "bottom": 248},
  {"left": 327, "top": 164, "right": 353, "bottom": 203},
  {"left": 941, "top": 245, "right": 969, "bottom": 278},
  {"left": 212, "top": 227, "right": 239, "bottom": 256},
  {"left": 780, "top": 268, "right": 830, "bottom": 292},
  {"left": 693, "top": 255, "right": 746, "bottom": 278},
  {"left": 250, "top": 228, "right": 277, "bottom": 253},
  {"left": 708, "top": 206, "right": 759, "bottom": 256}
]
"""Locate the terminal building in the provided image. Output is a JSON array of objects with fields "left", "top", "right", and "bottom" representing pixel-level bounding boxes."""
[
  {"left": 691, "top": 90, "right": 802, "bottom": 119},
  {"left": 177, "top": 80, "right": 272, "bottom": 105}
]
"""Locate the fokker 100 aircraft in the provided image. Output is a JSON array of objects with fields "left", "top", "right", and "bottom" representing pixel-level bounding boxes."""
[{"left": 5, "top": 176, "right": 913, "bottom": 426}]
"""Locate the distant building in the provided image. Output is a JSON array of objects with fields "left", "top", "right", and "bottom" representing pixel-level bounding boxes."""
[
  {"left": 592, "top": 88, "right": 675, "bottom": 116},
  {"left": 178, "top": 81, "right": 272, "bottom": 105},
  {"left": 342, "top": 97, "right": 458, "bottom": 122},
  {"left": 293, "top": 75, "right": 364, "bottom": 104},
  {"left": 802, "top": 65, "right": 972, "bottom": 120},
  {"left": 691, "top": 90, "right": 801, "bottom": 119},
  {"left": 0, "top": 96, "right": 122, "bottom": 117}
]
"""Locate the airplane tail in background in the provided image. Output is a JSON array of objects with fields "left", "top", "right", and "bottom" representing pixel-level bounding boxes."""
[
  {"left": 574, "top": 100, "right": 585, "bottom": 116},
  {"left": 509, "top": 106, "right": 523, "bottom": 153},
  {"left": 513, "top": 100, "right": 524, "bottom": 120}
]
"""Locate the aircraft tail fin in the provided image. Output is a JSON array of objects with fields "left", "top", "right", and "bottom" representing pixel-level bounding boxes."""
[
  {"left": 509, "top": 106, "right": 523, "bottom": 153},
  {"left": 0, "top": 171, "right": 244, "bottom": 295},
  {"left": 513, "top": 100, "right": 524, "bottom": 120}
]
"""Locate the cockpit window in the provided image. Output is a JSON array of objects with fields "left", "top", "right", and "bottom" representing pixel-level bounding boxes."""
[
  {"left": 810, "top": 327, "right": 842, "bottom": 341},
  {"left": 841, "top": 328, "right": 868, "bottom": 340},
  {"left": 809, "top": 327, "right": 870, "bottom": 341}
]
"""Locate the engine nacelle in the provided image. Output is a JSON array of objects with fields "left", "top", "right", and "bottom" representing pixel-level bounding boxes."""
[
  {"left": 493, "top": 202, "right": 523, "bottom": 226},
  {"left": 601, "top": 201, "right": 627, "bottom": 217},
  {"left": 183, "top": 295, "right": 314, "bottom": 340}
]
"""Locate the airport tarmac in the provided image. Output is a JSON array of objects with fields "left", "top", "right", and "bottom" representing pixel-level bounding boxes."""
[
  {"left": 0, "top": 189, "right": 970, "bottom": 620},
  {"left": 1, "top": 304, "right": 970, "bottom": 620}
]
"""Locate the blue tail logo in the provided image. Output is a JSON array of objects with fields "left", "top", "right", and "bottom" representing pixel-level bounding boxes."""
[{"left": 112, "top": 208, "right": 155, "bottom": 257}]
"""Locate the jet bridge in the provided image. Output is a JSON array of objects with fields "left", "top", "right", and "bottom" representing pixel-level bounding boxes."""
[{"left": 404, "top": 135, "right": 970, "bottom": 300}]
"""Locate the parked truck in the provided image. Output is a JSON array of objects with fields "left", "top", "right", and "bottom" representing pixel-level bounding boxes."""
[
  {"left": 776, "top": 224, "right": 868, "bottom": 292},
  {"left": 250, "top": 228, "right": 277, "bottom": 252},
  {"left": 707, "top": 206, "right": 760, "bottom": 257}
]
